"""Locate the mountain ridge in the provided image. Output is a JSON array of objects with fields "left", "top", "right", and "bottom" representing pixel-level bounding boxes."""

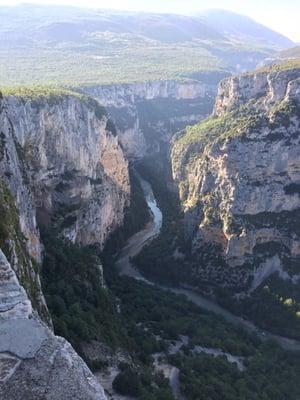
[{"left": 0, "top": 4, "right": 294, "bottom": 86}]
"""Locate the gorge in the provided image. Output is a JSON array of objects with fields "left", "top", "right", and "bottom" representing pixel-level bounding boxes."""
[
  {"left": 117, "top": 171, "right": 300, "bottom": 352},
  {"left": 1, "top": 63, "right": 300, "bottom": 399},
  {"left": 0, "top": 5, "right": 300, "bottom": 399}
]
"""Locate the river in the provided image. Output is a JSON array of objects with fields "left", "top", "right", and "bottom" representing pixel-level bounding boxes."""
[{"left": 116, "top": 173, "right": 300, "bottom": 352}]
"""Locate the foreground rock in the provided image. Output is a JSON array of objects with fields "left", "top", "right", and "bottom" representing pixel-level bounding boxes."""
[{"left": 0, "top": 250, "right": 107, "bottom": 400}]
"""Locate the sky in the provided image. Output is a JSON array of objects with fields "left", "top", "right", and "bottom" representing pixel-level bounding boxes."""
[{"left": 0, "top": 0, "right": 299, "bottom": 42}]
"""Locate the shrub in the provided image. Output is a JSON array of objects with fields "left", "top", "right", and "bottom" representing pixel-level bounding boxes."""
[{"left": 113, "top": 368, "right": 141, "bottom": 396}]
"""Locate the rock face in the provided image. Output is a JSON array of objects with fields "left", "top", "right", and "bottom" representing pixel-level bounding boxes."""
[
  {"left": 0, "top": 90, "right": 124, "bottom": 397},
  {"left": 0, "top": 249, "right": 107, "bottom": 400},
  {"left": 82, "top": 75, "right": 228, "bottom": 159},
  {"left": 0, "top": 96, "right": 49, "bottom": 320},
  {"left": 2, "top": 92, "right": 129, "bottom": 248},
  {"left": 0, "top": 89, "right": 129, "bottom": 316},
  {"left": 172, "top": 65, "right": 300, "bottom": 291}
]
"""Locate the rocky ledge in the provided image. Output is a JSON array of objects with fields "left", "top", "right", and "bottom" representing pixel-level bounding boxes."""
[{"left": 0, "top": 249, "right": 107, "bottom": 400}]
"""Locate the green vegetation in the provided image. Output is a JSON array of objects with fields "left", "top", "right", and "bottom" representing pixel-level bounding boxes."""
[
  {"left": 171, "top": 344, "right": 300, "bottom": 400},
  {"left": 0, "top": 86, "right": 107, "bottom": 119},
  {"left": 41, "top": 231, "right": 175, "bottom": 399},
  {"left": 112, "top": 364, "right": 173, "bottom": 400},
  {"left": 253, "top": 59, "right": 300, "bottom": 75},
  {"left": 217, "top": 274, "right": 300, "bottom": 340},
  {"left": 110, "top": 277, "right": 258, "bottom": 357},
  {"left": 113, "top": 367, "right": 141, "bottom": 397},
  {"left": 41, "top": 224, "right": 300, "bottom": 399},
  {"left": 109, "top": 274, "right": 300, "bottom": 400},
  {"left": 241, "top": 209, "right": 300, "bottom": 237},
  {"left": 0, "top": 181, "right": 25, "bottom": 263},
  {"left": 0, "top": 6, "right": 276, "bottom": 87},
  {"left": 175, "top": 106, "right": 263, "bottom": 147},
  {"left": 1, "top": 85, "right": 80, "bottom": 98},
  {"left": 1, "top": 2, "right": 288, "bottom": 86},
  {"left": 104, "top": 169, "right": 150, "bottom": 254},
  {"left": 0, "top": 34, "right": 276, "bottom": 86},
  {"left": 270, "top": 98, "right": 300, "bottom": 128},
  {"left": 172, "top": 106, "right": 265, "bottom": 175},
  {"left": 133, "top": 161, "right": 187, "bottom": 285},
  {"left": 0, "top": 44, "right": 224, "bottom": 86},
  {"left": 41, "top": 231, "right": 127, "bottom": 351}
]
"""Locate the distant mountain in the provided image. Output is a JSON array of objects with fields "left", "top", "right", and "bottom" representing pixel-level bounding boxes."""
[
  {"left": 0, "top": 5, "right": 293, "bottom": 47},
  {"left": 0, "top": 4, "right": 222, "bottom": 44},
  {"left": 0, "top": 4, "right": 294, "bottom": 85},
  {"left": 259, "top": 45, "right": 300, "bottom": 69},
  {"left": 277, "top": 45, "right": 300, "bottom": 59},
  {"left": 33, "top": 14, "right": 224, "bottom": 43},
  {"left": 198, "top": 9, "right": 294, "bottom": 48}
]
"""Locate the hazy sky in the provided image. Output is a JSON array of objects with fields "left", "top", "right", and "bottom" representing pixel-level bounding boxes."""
[{"left": 1, "top": 0, "right": 299, "bottom": 42}]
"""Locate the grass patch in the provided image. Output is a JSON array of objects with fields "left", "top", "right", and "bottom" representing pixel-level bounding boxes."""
[{"left": 1, "top": 86, "right": 107, "bottom": 119}]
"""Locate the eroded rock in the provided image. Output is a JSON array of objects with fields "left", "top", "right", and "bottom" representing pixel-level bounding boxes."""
[
  {"left": 0, "top": 249, "right": 107, "bottom": 400},
  {"left": 172, "top": 65, "right": 300, "bottom": 290}
]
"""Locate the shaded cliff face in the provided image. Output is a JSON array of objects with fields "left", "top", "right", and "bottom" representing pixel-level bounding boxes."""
[
  {"left": 0, "top": 90, "right": 129, "bottom": 319},
  {"left": 0, "top": 97, "right": 49, "bottom": 321},
  {"left": 0, "top": 249, "right": 107, "bottom": 400},
  {"left": 172, "top": 66, "right": 300, "bottom": 291},
  {"left": 82, "top": 74, "right": 228, "bottom": 159},
  {"left": 2, "top": 92, "right": 129, "bottom": 248}
]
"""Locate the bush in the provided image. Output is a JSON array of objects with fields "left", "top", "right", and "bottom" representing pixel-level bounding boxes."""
[
  {"left": 41, "top": 231, "right": 127, "bottom": 349},
  {"left": 113, "top": 368, "right": 141, "bottom": 396}
]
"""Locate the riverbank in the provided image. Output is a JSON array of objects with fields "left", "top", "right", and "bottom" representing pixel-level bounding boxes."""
[{"left": 116, "top": 174, "right": 300, "bottom": 352}]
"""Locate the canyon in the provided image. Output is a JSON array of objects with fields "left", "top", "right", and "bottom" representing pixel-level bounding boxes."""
[
  {"left": 81, "top": 73, "right": 227, "bottom": 160},
  {"left": 0, "top": 90, "right": 130, "bottom": 399},
  {"left": 0, "top": 89, "right": 129, "bottom": 300},
  {"left": 0, "top": 60, "right": 300, "bottom": 399}
]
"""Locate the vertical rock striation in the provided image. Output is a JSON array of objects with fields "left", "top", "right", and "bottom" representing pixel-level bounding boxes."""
[
  {"left": 4, "top": 92, "right": 130, "bottom": 248},
  {"left": 0, "top": 88, "right": 130, "bottom": 398},
  {"left": 172, "top": 65, "right": 300, "bottom": 291},
  {"left": 0, "top": 89, "right": 130, "bottom": 316},
  {"left": 0, "top": 95, "right": 48, "bottom": 319},
  {"left": 82, "top": 75, "right": 227, "bottom": 159}
]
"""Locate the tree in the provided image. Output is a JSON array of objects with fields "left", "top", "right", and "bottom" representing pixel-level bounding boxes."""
[{"left": 113, "top": 368, "right": 141, "bottom": 396}]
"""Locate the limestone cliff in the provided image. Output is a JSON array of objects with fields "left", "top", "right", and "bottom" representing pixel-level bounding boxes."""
[
  {"left": 0, "top": 96, "right": 48, "bottom": 320},
  {"left": 0, "top": 249, "right": 107, "bottom": 400},
  {"left": 3, "top": 91, "right": 130, "bottom": 247},
  {"left": 172, "top": 65, "right": 300, "bottom": 291},
  {"left": 82, "top": 74, "right": 228, "bottom": 159},
  {"left": 0, "top": 89, "right": 129, "bottom": 315},
  {"left": 0, "top": 88, "right": 129, "bottom": 398}
]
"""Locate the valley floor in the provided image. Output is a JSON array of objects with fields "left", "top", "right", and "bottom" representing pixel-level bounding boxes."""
[
  {"left": 117, "top": 174, "right": 300, "bottom": 352},
  {"left": 104, "top": 173, "right": 300, "bottom": 400}
]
